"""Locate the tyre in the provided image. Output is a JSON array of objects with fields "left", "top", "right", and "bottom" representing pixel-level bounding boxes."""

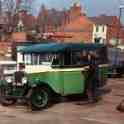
[
  {"left": 1, "top": 97, "right": 16, "bottom": 106},
  {"left": 0, "top": 87, "right": 16, "bottom": 106},
  {"left": 30, "top": 87, "right": 52, "bottom": 110}
]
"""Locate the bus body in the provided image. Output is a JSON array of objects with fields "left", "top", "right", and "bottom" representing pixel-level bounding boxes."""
[{"left": 0, "top": 43, "right": 108, "bottom": 110}]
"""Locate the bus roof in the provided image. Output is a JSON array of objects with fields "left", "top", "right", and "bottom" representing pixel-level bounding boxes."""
[{"left": 18, "top": 43, "right": 106, "bottom": 54}]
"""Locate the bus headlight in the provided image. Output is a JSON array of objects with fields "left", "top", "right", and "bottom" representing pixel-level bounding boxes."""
[
  {"left": 6, "top": 77, "right": 12, "bottom": 83},
  {"left": 22, "top": 77, "right": 27, "bottom": 84}
]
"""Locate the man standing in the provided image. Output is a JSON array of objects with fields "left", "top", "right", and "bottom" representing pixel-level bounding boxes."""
[{"left": 86, "top": 52, "right": 100, "bottom": 103}]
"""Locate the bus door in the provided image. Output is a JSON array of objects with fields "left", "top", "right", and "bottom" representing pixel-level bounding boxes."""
[{"left": 63, "top": 51, "right": 86, "bottom": 95}]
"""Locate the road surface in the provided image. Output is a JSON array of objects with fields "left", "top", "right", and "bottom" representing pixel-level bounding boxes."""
[{"left": 0, "top": 78, "right": 124, "bottom": 124}]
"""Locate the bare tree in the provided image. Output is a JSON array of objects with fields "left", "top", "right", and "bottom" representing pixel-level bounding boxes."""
[
  {"left": 1, "top": 0, "right": 34, "bottom": 32},
  {"left": 2, "top": 0, "right": 16, "bottom": 15},
  {"left": 0, "top": 0, "right": 16, "bottom": 33}
]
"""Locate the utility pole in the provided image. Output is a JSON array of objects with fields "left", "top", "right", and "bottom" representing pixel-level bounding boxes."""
[{"left": 113, "top": 5, "right": 124, "bottom": 72}]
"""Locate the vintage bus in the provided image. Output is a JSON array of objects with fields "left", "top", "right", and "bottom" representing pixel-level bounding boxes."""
[{"left": 0, "top": 43, "right": 108, "bottom": 110}]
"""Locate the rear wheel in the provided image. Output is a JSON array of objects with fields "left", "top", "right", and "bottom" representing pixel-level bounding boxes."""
[{"left": 30, "top": 87, "right": 52, "bottom": 110}]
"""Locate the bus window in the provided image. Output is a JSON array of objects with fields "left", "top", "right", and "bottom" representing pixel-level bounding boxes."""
[
  {"left": 31, "top": 54, "right": 41, "bottom": 65},
  {"left": 39, "top": 54, "right": 53, "bottom": 66},
  {"left": 24, "top": 54, "right": 31, "bottom": 65},
  {"left": 52, "top": 55, "right": 60, "bottom": 65},
  {"left": 71, "top": 51, "right": 88, "bottom": 66},
  {"left": 63, "top": 51, "right": 71, "bottom": 66}
]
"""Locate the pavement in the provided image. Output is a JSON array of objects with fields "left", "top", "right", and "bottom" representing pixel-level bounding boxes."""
[{"left": 0, "top": 78, "right": 124, "bottom": 124}]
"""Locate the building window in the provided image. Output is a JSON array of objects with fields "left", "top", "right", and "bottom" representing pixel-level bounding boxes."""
[
  {"left": 103, "top": 26, "right": 105, "bottom": 32},
  {"left": 94, "top": 37, "right": 101, "bottom": 43},
  {"left": 96, "top": 26, "right": 99, "bottom": 32}
]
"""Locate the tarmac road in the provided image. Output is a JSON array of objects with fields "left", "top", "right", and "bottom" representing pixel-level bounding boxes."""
[{"left": 0, "top": 78, "right": 124, "bottom": 124}]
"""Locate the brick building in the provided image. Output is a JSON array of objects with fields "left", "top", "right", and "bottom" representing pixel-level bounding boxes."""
[
  {"left": 13, "top": 10, "right": 36, "bottom": 32},
  {"left": 37, "top": 5, "right": 70, "bottom": 33},
  {"left": 56, "top": 15, "right": 93, "bottom": 43},
  {"left": 0, "top": 42, "right": 12, "bottom": 60},
  {"left": 37, "top": 3, "right": 93, "bottom": 43}
]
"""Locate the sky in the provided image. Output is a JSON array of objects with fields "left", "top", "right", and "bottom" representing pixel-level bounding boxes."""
[{"left": 33, "top": 0, "right": 124, "bottom": 17}]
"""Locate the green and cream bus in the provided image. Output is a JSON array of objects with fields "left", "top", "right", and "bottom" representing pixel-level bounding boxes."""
[{"left": 0, "top": 43, "right": 108, "bottom": 110}]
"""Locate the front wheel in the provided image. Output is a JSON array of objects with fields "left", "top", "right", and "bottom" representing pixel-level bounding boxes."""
[
  {"left": 1, "top": 97, "right": 16, "bottom": 106},
  {"left": 30, "top": 87, "right": 52, "bottom": 110},
  {"left": 0, "top": 87, "right": 16, "bottom": 106}
]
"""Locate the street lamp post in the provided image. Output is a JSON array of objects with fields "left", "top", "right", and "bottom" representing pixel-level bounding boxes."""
[{"left": 116, "top": 5, "right": 124, "bottom": 45}]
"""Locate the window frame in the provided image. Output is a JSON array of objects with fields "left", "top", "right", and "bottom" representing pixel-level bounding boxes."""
[{"left": 95, "top": 25, "right": 99, "bottom": 32}]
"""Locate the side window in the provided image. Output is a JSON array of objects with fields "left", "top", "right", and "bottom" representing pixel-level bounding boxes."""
[
  {"left": 71, "top": 51, "right": 88, "bottom": 66},
  {"left": 32, "top": 54, "right": 39, "bottom": 65},
  {"left": 51, "top": 54, "right": 64, "bottom": 67},
  {"left": 63, "top": 51, "right": 71, "bottom": 66},
  {"left": 24, "top": 54, "right": 32, "bottom": 65},
  {"left": 39, "top": 54, "right": 53, "bottom": 65},
  {"left": 71, "top": 52, "right": 81, "bottom": 65},
  {"left": 39, "top": 54, "right": 46, "bottom": 64},
  {"left": 52, "top": 54, "right": 60, "bottom": 65}
]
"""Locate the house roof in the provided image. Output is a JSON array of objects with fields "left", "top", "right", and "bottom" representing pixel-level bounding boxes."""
[
  {"left": 59, "top": 16, "right": 93, "bottom": 32},
  {"left": 89, "top": 15, "right": 119, "bottom": 25}
]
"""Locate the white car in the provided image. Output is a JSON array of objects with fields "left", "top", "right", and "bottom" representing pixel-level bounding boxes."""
[{"left": 0, "top": 61, "right": 17, "bottom": 82}]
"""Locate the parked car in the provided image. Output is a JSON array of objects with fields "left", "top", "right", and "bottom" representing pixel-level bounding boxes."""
[
  {"left": 0, "top": 61, "right": 17, "bottom": 83},
  {"left": 108, "top": 47, "right": 124, "bottom": 77}
]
